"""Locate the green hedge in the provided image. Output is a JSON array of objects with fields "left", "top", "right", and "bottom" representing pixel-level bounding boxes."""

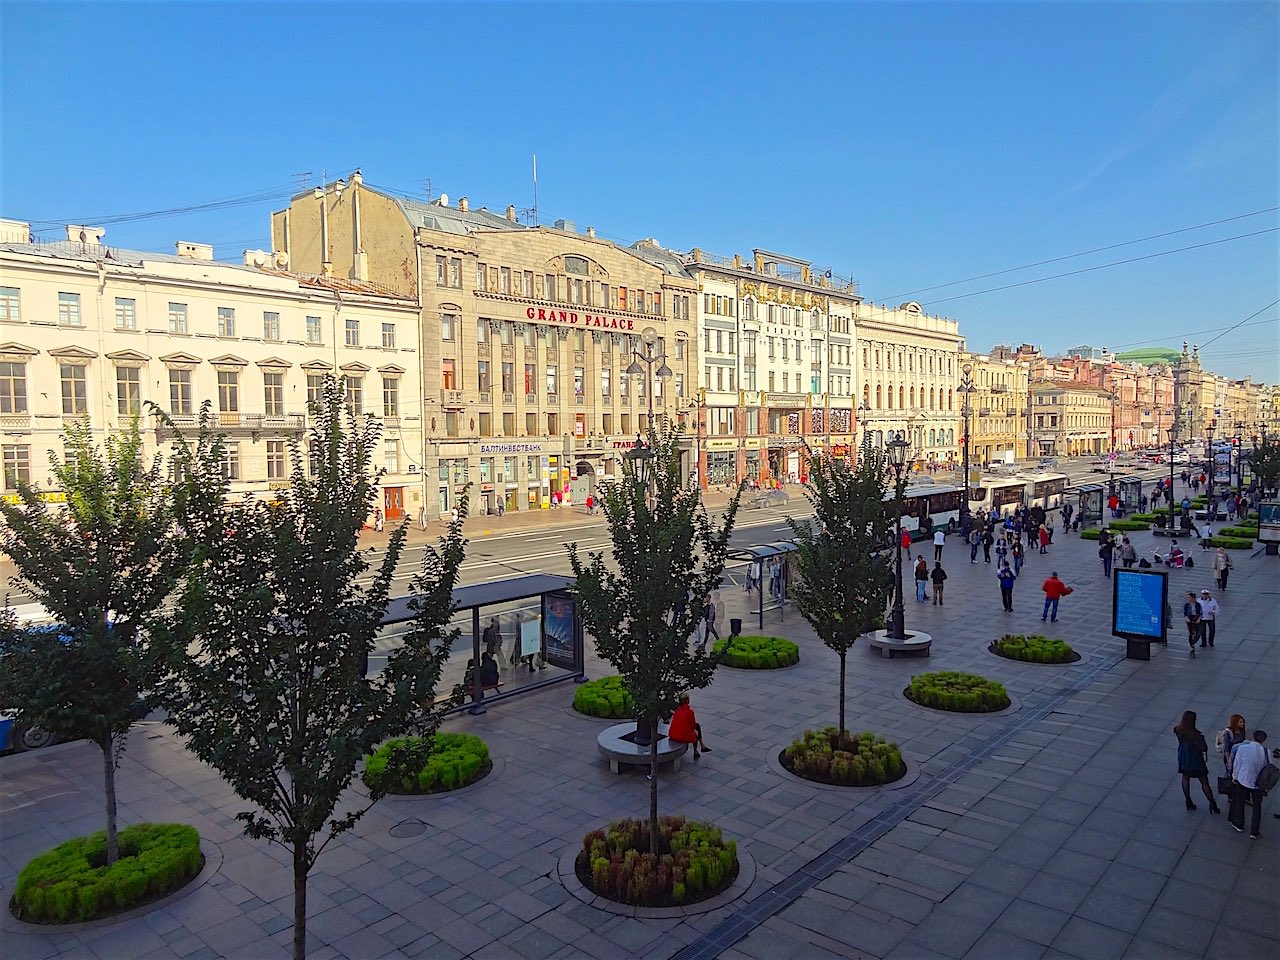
[
  {"left": 362, "top": 732, "right": 490, "bottom": 795},
  {"left": 905, "top": 671, "right": 1010, "bottom": 713},
  {"left": 1207, "top": 537, "right": 1254, "bottom": 550},
  {"left": 992, "top": 634, "right": 1078, "bottom": 664},
  {"left": 578, "top": 816, "right": 737, "bottom": 906},
  {"left": 572, "top": 675, "right": 635, "bottom": 719},
  {"left": 1104, "top": 519, "right": 1152, "bottom": 531},
  {"left": 711, "top": 634, "right": 799, "bottom": 669},
  {"left": 782, "top": 727, "right": 905, "bottom": 786},
  {"left": 1081, "top": 529, "right": 1101, "bottom": 540},
  {"left": 1217, "top": 526, "right": 1258, "bottom": 539},
  {"left": 13, "top": 823, "right": 202, "bottom": 923},
  {"left": 1130, "top": 513, "right": 1160, "bottom": 523}
]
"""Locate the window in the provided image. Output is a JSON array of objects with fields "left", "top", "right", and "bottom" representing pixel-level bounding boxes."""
[
  {"left": 546, "top": 365, "right": 558, "bottom": 395},
  {"left": 441, "top": 359, "right": 456, "bottom": 390},
  {"left": 445, "top": 412, "right": 459, "bottom": 437},
  {"left": 263, "top": 311, "right": 280, "bottom": 341},
  {"left": 217, "top": 371, "right": 240, "bottom": 413},
  {"left": 384, "top": 441, "right": 400, "bottom": 473},
  {"left": 601, "top": 367, "right": 612, "bottom": 397},
  {"left": 526, "top": 412, "right": 537, "bottom": 435},
  {"left": 501, "top": 362, "right": 514, "bottom": 393},
  {"left": 169, "top": 369, "right": 192, "bottom": 414},
  {"left": 345, "top": 376, "right": 363, "bottom": 414},
  {"left": 436, "top": 255, "right": 448, "bottom": 285},
  {"left": 547, "top": 412, "right": 558, "bottom": 434},
  {"left": 477, "top": 262, "right": 487, "bottom": 288},
  {"left": 0, "top": 361, "right": 28, "bottom": 413},
  {"left": 215, "top": 306, "right": 235, "bottom": 337},
  {"left": 266, "top": 440, "right": 286, "bottom": 480},
  {"left": 305, "top": 315, "right": 323, "bottom": 344},
  {"left": 60, "top": 364, "right": 87, "bottom": 415},
  {"left": 574, "top": 366, "right": 585, "bottom": 396},
  {"left": 524, "top": 363, "right": 536, "bottom": 394},
  {"left": 2, "top": 444, "right": 30, "bottom": 489},
  {"left": 618, "top": 286, "right": 628, "bottom": 311},
  {"left": 0, "top": 287, "right": 19, "bottom": 322},
  {"left": 522, "top": 271, "right": 533, "bottom": 296},
  {"left": 451, "top": 258, "right": 463, "bottom": 288},
  {"left": 544, "top": 274, "right": 556, "bottom": 300},
  {"left": 116, "top": 367, "right": 141, "bottom": 415},
  {"left": 477, "top": 360, "right": 491, "bottom": 392},
  {"left": 500, "top": 267, "right": 511, "bottom": 294},
  {"left": 479, "top": 412, "right": 492, "bottom": 436},
  {"left": 440, "top": 312, "right": 456, "bottom": 341},
  {"left": 263, "top": 372, "right": 284, "bottom": 415},
  {"left": 168, "top": 302, "right": 187, "bottom": 333},
  {"left": 344, "top": 319, "right": 360, "bottom": 346},
  {"left": 220, "top": 443, "right": 240, "bottom": 481},
  {"left": 58, "top": 292, "right": 82, "bottom": 326},
  {"left": 502, "top": 412, "right": 515, "bottom": 435},
  {"left": 114, "top": 297, "right": 136, "bottom": 330},
  {"left": 381, "top": 323, "right": 396, "bottom": 348},
  {"left": 383, "top": 377, "right": 399, "bottom": 416}
]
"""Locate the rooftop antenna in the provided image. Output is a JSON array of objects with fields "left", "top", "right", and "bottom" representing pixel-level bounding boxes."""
[
  {"left": 292, "top": 170, "right": 313, "bottom": 193},
  {"left": 532, "top": 153, "right": 538, "bottom": 227},
  {"left": 420, "top": 178, "right": 433, "bottom": 203}
]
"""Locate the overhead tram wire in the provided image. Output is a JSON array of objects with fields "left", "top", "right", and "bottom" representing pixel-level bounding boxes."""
[
  {"left": 885, "top": 206, "right": 1280, "bottom": 302},
  {"left": 1195, "top": 301, "right": 1278, "bottom": 351},
  {"left": 919, "top": 228, "right": 1278, "bottom": 308},
  {"left": 24, "top": 183, "right": 299, "bottom": 229}
]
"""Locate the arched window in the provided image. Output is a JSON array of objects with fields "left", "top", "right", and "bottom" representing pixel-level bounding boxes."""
[
  {"left": 863, "top": 384, "right": 871, "bottom": 407},
  {"left": 876, "top": 384, "right": 882, "bottom": 409},
  {"left": 929, "top": 428, "right": 936, "bottom": 445},
  {"left": 909, "top": 386, "right": 916, "bottom": 408},
  {"left": 948, "top": 388, "right": 954, "bottom": 411},
  {"left": 929, "top": 387, "right": 936, "bottom": 409},
  {"left": 743, "top": 298, "right": 755, "bottom": 321},
  {"left": 898, "top": 385, "right": 905, "bottom": 408}
]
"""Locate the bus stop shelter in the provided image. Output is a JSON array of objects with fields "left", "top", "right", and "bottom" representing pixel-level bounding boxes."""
[
  {"left": 1116, "top": 475, "right": 1144, "bottom": 513},
  {"left": 1074, "top": 484, "right": 1104, "bottom": 528},
  {"left": 380, "top": 573, "right": 584, "bottom": 715},
  {"left": 726, "top": 542, "right": 797, "bottom": 631}
]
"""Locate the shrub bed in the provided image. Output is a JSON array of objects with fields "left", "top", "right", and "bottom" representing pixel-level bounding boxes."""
[
  {"left": 1217, "top": 526, "right": 1258, "bottom": 539},
  {"left": 1207, "top": 537, "right": 1253, "bottom": 550},
  {"left": 780, "top": 727, "right": 905, "bottom": 786},
  {"left": 991, "top": 634, "right": 1079, "bottom": 664},
  {"left": 711, "top": 634, "right": 799, "bottom": 669},
  {"left": 12, "top": 823, "right": 202, "bottom": 924},
  {"left": 1130, "top": 513, "right": 1160, "bottom": 523},
  {"left": 576, "top": 815, "right": 737, "bottom": 906},
  {"left": 1107, "top": 519, "right": 1152, "bottom": 531},
  {"left": 572, "top": 675, "right": 635, "bottom": 719},
  {"left": 905, "top": 671, "right": 1010, "bottom": 713},
  {"left": 362, "top": 732, "right": 490, "bottom": 795},
  {"left": 1081, "top": 529, "right": 1101, "bottom": 540}
]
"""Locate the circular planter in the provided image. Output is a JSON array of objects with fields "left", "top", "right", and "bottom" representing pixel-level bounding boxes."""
[
  {"left": 711, "top": 634, "right": 800, "bottom": 669},
  {"left": 898, "top": 672, "right": 1019, "bottom": 716},
  {"left": 362, "top": 733, "right": 492, "bottom": 797},
  {"left": 571, "top": 676, "right": 636, "bottom": 721},
  {"left": 767, "top": 742, "right": 922, "bottom": 793},
  {"left": 774, "top": 728, "right": 908, "bottom": 789},
  {"left": 988, "top": 636, "right": 1081, "bottom": 665}
]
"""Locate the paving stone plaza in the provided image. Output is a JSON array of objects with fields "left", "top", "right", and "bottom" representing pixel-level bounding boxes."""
[{"left": 2, "top": 510, "right": 1278, "bottom": 960}]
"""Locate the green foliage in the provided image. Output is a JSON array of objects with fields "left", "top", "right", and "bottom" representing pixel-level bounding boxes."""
[
  {"left": 1107, "top": 519, "right": 1152, "bottom": 531},
  {"left": 152, "top": 378, "right": 466, "bottom": 960},
  {"left": 362, "top": 733, "right": 489, "bottom": 794},
  {"left": 12, "top": 823, "right": 201, "bottom": 923},
  {"left": 572, "top": 675, "right": 637, "bottom": 718},
  {"left": 1081, "top": 529, "right": 1101, "bottom": 540},
  {"left": 1130, "top": 513, "right": 1160, "bottom": 523},
  {"left": 1208, "top": 536, "right": 1254, "bottom": 549},
  {"left": 577, "top": 815, "right": 737, "bottom": 906},
  {"left": 0, "top": 416, "right": 181, "bottom": 865},
  {"left": 786, "top": 448, "right": 894, "bottom": 736},
  {"left": 905, "top": 671, "right": 1010, "bottom": 713},
  {"left": 1217, "top": 526, "right": 1258, "bottom": 539},
  {"left": 711, "top": 634, "right": 800, "bottom": 669},
  {"left": 992, "top": 634, "right": 1078, "bottom": 664},
  {"left": 782, "top": 727, "right": 905, "bottom": 786}
]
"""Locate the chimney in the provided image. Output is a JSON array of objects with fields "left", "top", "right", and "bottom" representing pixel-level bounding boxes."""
[
  {"left": 67, "top": 224, "right": 106, "bottom": 245},
  {"left": 506, "top": 205, "right": 517, "bottom": 221},
  {"left": 0, "top": 219, "right": 32, "bottom": 243},
  {"left": 175, "top": 241, "right": 214, "bottom": 260},
  {"left": 458, "top": 196, "right": 469, "bottom": 212},
  {"left": 553, "top": 218, "right": 575, "bottom": 233},
  {"left": 586, "top": 226, "right": 596, "bottom": 238}
]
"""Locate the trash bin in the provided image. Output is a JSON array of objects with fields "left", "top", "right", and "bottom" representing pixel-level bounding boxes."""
[{"left": 730, "top": 618, "right": 742, "bottom": 637}]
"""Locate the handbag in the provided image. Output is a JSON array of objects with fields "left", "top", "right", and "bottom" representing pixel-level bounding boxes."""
[{"left": 1217, "top": 776, "right": 1232, "bottom": 797}]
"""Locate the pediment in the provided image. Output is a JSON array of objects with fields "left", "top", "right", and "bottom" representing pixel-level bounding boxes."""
[
  {"left": 339, "top": 361, "right": 371, "bottom": 373},
  {"left": 377, "top": 364, "right": 406, "bottom": 375},
  {"left": 300, "top": 359, "right": 334, "bottom": 371},
  {"left": 0, "top": 342, "right": 39, "bottom": 357},
  {"left": 106, "top": 349, "right": 152, "bottom": 363},
  {"left": 48, "top": 345, "right": 98, "bottom": 360},
  {"left": 160, "top": 352, "right": 203, "bottom": 365},
  {"left": 256, "top": 356, "right": 292, "bottom": 369},
  {"left": 208, "top": 354, "right": 249, "bottom": 367}
]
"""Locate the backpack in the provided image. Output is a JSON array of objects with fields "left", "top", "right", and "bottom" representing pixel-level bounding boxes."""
[
  {"left": 1259, "top": 762, "right": 1280, "bottom": 793},
  {"left": 1214, "top": 728, "right": 1228, "bottom": 753}
]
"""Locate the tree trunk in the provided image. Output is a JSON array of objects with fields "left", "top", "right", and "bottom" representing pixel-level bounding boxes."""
[
  {"left": 293, "top": 842, "right": 308, "bottom": 960},
  {"left": 649, "top": 719, "right": 659, "bottom": 855},
  {"left": 101, "top": 735, "right": 120, "bottom": 865},
  {"left": 837, "top": 652, "right": 846, "bottom": 739}
]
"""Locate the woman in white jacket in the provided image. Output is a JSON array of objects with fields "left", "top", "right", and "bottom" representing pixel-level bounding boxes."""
[{"left": 1212, "top": 547, "right": 1233, "bottom": 591}]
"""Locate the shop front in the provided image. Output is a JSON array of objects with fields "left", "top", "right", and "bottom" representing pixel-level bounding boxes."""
[
  {"left": 704, "top": 437, "right": 739, "bottom": 486},
  {"left": 743, "top": 438, "right": 762, "bottom": 485}
]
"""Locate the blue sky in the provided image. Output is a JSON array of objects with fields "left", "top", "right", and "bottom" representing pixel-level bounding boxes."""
[{"left": 3, "top": 1, "right": 1277, "bottom": 381}]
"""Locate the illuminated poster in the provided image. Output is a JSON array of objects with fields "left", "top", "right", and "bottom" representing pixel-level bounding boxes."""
[
  {"left": 519, "top": 617, "right": 541, "bottom": 658},
  {"left": 1112, "top": 568, "right": 1167, "bottom": 641},
  {"left": 542, "top": 590, "right": 578, "bottom": 671}
]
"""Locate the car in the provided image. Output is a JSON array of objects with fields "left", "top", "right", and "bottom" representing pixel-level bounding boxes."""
[
  {"left": 745, "top": 489, "right": 790, "bottom": 510},
  {"left": 1089, "top": 458, "right": 1112, "bottom": 473},
  {"left": 985, "top": 461, "right": 1019, "bottom": 473},
  {"left": 1, "top": 603, "right": 61, "bottom": 753},
  {"left": 1036, "top": 457, "right": 1059, "bottom": 469}
]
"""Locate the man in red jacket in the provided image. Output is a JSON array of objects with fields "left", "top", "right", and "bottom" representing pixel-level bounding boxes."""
[
  {"left": 1041, "top": 571, "right": 1071, "bottom": 622},
  {"left": 668, "top": 693, "right": 710, "bottom": 758}
]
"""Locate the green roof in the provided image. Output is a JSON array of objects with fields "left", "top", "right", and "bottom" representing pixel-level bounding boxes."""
[{"left": 1115, "top": 347, "right": 1180, "bottom": 364}]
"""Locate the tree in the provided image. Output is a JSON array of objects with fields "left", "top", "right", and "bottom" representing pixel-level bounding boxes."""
[
  {"left": 0, "top": 417, "right": 179, "bottom": 865},
  {"left": 569, "top": 424, "right": 739, "bottom": 854},
  {"left": 1248, "top": 435, "right": 1280, "bottom": 497},
  {"left": 153, "top": 379, "right": 466, "bottom": 960},
  {"left": 787, "top": 446, "right": 894, "bottom": 737}
]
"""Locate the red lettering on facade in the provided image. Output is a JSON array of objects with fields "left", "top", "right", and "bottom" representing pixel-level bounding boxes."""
[{"left": 526, "top": 307, "right": 536, "bottom": 320}]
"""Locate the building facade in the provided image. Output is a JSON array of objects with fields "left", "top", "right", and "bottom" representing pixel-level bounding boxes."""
[
  {"left": 0, "top": 220, "right": 424, "bottom": 513},
  {"left": 1029, "top": 381, "right": 1112, "bottom": 456},
  {"left": 959, "top": 351, "right": 1030, "bottom": 463},
  {"left": 272, "top": 176, "right": 699, "bottom": 516}
]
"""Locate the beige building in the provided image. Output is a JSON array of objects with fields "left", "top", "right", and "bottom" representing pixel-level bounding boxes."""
[
  {"left": 0, "top": 220, "right": 423, "bottom": 515},
  {"left": 1030, "top": 381, "right": 1112, "bottom": 456},
  {"left": 272, "top": 175, "right": 699, "bottom": 517},
  {"left": 856, "top": 302, "right": 964, "bottom": 463},
  {"left": 959, "top": 351, "right": 1030, "bottom": 463}
]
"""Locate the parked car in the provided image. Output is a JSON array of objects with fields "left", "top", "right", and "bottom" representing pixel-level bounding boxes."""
[
  {"left": 1, "top": 603, "right": 60, "bottom": 753},
  {"left": 1089, "top": 458, "right": 1112, "bottom": 473},
  {"left": 745, "top": 489, "right": 790, "bottom": 510}
]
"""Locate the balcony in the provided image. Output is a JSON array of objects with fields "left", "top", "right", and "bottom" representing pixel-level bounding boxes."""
[
  {"left": 991, "top": 384, "right": 1009, "bottom": 394},
  {"left": 441, "top": 390, "right": 465, "bottom": 409},
  {"left": 155, "top": 412, "right": 306, "bottom": 439},
  {"left": 979, "top": 407, "right": 992, "bottom": 416},
  {"left": 0, "top": 413, "right": 32, "bottom": 431}
]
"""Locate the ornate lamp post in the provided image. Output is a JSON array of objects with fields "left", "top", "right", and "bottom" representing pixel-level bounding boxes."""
[
  {"left": 886, "top": 431, "right": 912, "bottom": 641},
  {"left": 958, "top": 363, "right": 976, "bottom": 532},
  {"left": 625, "top": 326, "right": 673, "bottom": 431},
  {"left": 1166, "top": 421, "right": 1178, "bottom": 532},
  {"left": 1205, "top": 418, "right": 1216, "bottom": 501}
]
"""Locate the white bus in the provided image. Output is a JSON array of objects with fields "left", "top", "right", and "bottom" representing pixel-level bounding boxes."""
[
  {"left": 886, "top": 482, "right": 967, "bottom": 537},
  {"left": 968, "top": 476, "right": 1027, "bottom": 518},
  {"left": 1020, "top": 472, "right": 1068, "bottom": 512}
]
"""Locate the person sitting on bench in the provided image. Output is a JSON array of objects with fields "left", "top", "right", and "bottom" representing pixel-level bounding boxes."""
[{"left": 668, "top": 693, "right": 711, "bottom": 758}]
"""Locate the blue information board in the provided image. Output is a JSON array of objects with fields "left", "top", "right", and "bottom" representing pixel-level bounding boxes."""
[{"left": 1112, "top": 568, "right": 1168, "bottom": 641}]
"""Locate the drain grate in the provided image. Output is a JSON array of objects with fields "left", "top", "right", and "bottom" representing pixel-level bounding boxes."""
[{"left": 389, "top": 820, "right": 427, "bottom": 838}]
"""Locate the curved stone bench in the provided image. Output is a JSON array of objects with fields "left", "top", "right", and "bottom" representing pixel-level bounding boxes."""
[
  {"left": 596, "top": 721, "right": 689, "bottom": 774},
  {"left": 864, "top": 628, "right": 933, "bottom": 659}
]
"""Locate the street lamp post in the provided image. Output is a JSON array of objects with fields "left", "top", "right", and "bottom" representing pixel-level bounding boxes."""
[
  {"left": 625, "top": 325, "right": 673, "bottom": 433},
  {"left": 1166, "top": 422, "right": 1178, "bottom": 532},
  {"left": 958, "top": 363, "right": 976, "bottom": 533},
  {"left": 886, "top": 432, "right": 912, "bottom": 641},
  {"left": 1205, "top": 419, "right": 1216, "bottom": 502}
]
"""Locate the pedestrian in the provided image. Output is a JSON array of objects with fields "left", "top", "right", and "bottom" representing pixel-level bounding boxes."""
[
  {"left": 1213, "top": 547, "right": 1233, "bottom": 590},
  {"left": 768, "top": 556, "right": 783, "bottom": 600},
  {"left": 914, "top": 556, "right": 929, "bottom": 603},
  {"left": 1011, "top": 539, "right": 1024, "bottom": 576},
  {"left": 450, "top": 506, "right": 459, "bottom": 525},
  {"left": 497, "top": 499, "right": 505, "bottom": 517},
  {"left": 418, "top": 505, "right": 427, "bottom": 531},
  {"left": 900, "top": 527, "right": 912, "bottom": 552},
  {"left": 1220, "top": 714, "right": 1247, "bottom": 774},
  {"left": 1227, "top": 730, "right": 1269, "bottom": 838},
  {"left": 1099, "top": 537, "right": 1115, "bottom": 578},
  {"left": 1182, "top": 592, "right": 1202, "bottom": 657},
  {"left": 586, "top": 494, "right": 594, "bottom": 515},
  {"left": 930, "top": 561, "right": 947, "bottom": 605},
  {"left": 933, "top": 527, "right": 945, "bottom": 562},
  {"left": 1174, "top": 711, "right": 1220, "bottom": 814},
  {"left": 1038, "top": 525, "right": 1050, "bottom": 554},
  {"left": 968, "top": 527, "right": 981, "bottom": 563},
  {"left": 373, "top": 506, "right": 384, "bottom": 532},
  {"left": 995, "top": 536, "right": 1008, "bottom": 567},
  {"left": 998, "top": 563, "right": 1017, "bottom": 612},
  {"left": 1198, "top": 589, "right": 1219, "bottom": 648},
  {"left": 1041, "top": 571, "right": 1071, "bottom": 622},
  {"left": 702, "top": 592, "right": 721, "bottom": 645},
  {"left": 746, "top": 558, "right": 762, "bottom": 594},
  {"left": 482, "top": 615, "right": 505, "bottom": 667},
  {"left": 668, "top": 693, "right": 711, "bottom": 758},
  {"left": 982, "top": 529, "right": 994, "bottom": 564},
  {"left": 1119, "top": 537, "right": 1137, "bottom": 568}
]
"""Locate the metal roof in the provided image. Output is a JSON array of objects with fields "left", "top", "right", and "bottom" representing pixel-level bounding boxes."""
[
  {"left": 391, "top": 195, "right": 528, "bottom": 236},
  {"left": 726, "top": 541, "right": 797, "bottom": 560},
  {"left": 381, "top": 574, "right": 576, "bottom": 625}
]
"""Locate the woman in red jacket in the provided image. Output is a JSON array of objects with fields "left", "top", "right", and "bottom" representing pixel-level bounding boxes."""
[
  {"left": 668, "top": 693, "right": 710, "bottom": 758},
  {"left": 1041, "top": 571, "right": 1072, "bottom": 622}
]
